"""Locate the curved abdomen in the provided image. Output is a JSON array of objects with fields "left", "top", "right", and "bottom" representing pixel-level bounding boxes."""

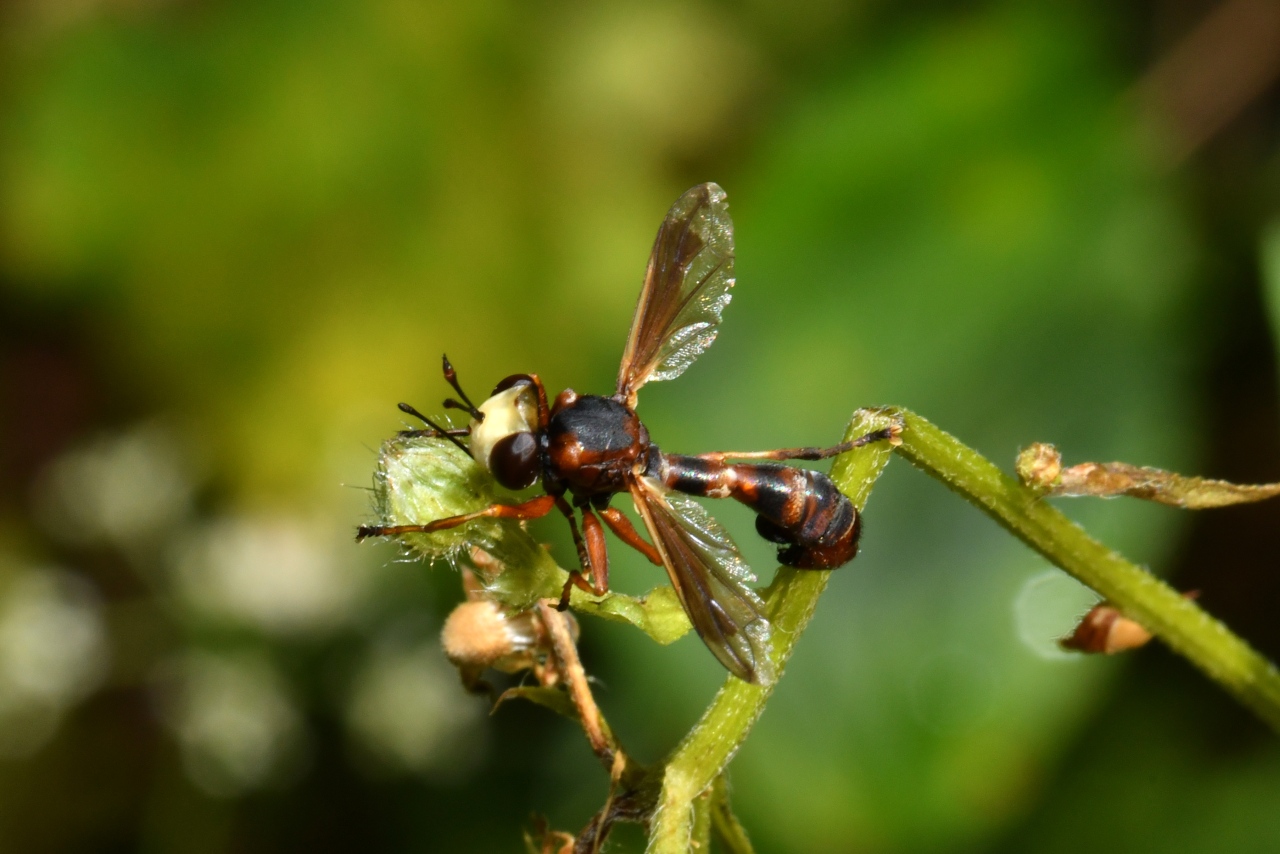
[{"left": 661, "top": 454, "right": 861, "bottom": 569}]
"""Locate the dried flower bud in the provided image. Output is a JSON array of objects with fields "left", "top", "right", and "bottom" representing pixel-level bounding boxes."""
[
  {"left": 1015, "top": 441, "right": 1280, "bottom": 508},
  {"left": 1016, "top": 442, "right": 1062, "bottom": 491},
  {"left": 1061, "top": 591, "right": 1198, "bottom": 654},
  {"left": 443, "top": 601, "right": 538, "bottom": 669},
  {"left": 441, "top": 598, "right": 578, "bottom": 691},
  {"left": 1060, "top": 602, "right": 1152, "bottom": 654}
]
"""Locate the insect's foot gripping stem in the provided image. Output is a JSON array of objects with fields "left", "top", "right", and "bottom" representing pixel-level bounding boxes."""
[
  {"left": 556, "top": 570, "right": 607, "bottom": 611},
  {"left": 852, "top": 419, "right": 904, "bottom": 449},
  {"left": 694, "top": 419, "right": 903, "bottom": 464},
  {"left": 556, "top": 573, "right": 586, "bottom": 611},
  {"left": 557, "top": 576, "right": 574, "bottom": 611}
]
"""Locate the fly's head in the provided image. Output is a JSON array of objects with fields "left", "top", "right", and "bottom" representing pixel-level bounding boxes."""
[{"left": 470, "top": 375, "right": 543, "bottom": 490}]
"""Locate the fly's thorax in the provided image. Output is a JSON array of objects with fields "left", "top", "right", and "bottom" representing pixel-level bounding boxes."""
[
  {"left": 470, "top": 382, "right": 542, "bottom": 489},
  {"left": 544, "top": 394, "right": 649, "bottom": 495}
]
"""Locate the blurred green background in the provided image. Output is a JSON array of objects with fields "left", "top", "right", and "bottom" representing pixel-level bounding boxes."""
[{"left": 2, "top": 0, "right": 1280, "bottom": 851}]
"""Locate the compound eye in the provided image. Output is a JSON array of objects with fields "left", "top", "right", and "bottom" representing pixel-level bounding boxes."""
[
  {"left": 492, "top": 374, "right": 533, "bottom": 396},
  {"left": 490, "top": 431, "right": 540, "bottom": 490}
]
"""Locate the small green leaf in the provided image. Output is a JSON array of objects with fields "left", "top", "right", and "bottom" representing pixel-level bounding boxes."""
[
  {"left": 495, "top": 685, "right": 577, "bottom": 720},
  {"left": 570, "top": 584, "right": 692, "bottom": 645}
]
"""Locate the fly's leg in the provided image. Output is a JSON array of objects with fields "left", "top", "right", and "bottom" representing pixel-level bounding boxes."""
[
  {"left": 554, "top": 496, "right": 591, "bottom": 569},
  {"left": 695, "top": 424, "right": 902, "bottom": 464},
  {"left": 558, "top": 503, "right": 662, "bottom": 610},
  {"left": 557, "top": 505, "right": 611, "bottom": 610},
  {"left": 554, "top": 497, "right": 596, "bottom": 610},
  {"left": 581, "top": 508, "right": 609, "bottom": 594},
  {"left": 598, "top": 506, "right": 662, "bottom": 566},
  {"left": 355, "top": 493, "right": 556, "bottom": 540}
]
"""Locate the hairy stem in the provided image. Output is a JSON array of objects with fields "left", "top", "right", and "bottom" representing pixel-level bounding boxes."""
[
  {"left": 890, "top": 407, "right": 1280, "bottom": 731},
  {"left": 645, "top": 405, "right": 1280, "bottom": 853},
  {"left": 645, "top": 408, "right": 900, "bottom": 854},
  {"left": 709, "top": 775, "right": 756, "bottom": 854}
]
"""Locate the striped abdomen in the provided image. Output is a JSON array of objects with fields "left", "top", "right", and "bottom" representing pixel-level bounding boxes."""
[{"left": 661, "top": 454, "right": 861, "bottom": 569}]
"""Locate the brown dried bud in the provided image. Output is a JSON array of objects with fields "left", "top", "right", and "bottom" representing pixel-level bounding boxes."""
[
  {"left": 442, "top": 600, "right": 538, "bottom": 670},
  {"left": 1015, "top": 443, "right": 1280, "bottom": 508},
  {"left": 1061, "top": 591, "right": 1198, "bottom": 654},
  {"left": 1016, "top": 442, "right": 1063, "bottom": 491},
  {"left": 1060, "top": 602, "right": 1153, "bottom": 654},
  {"left": 441, "top": 598, "right": 579, "bottom": 691}
]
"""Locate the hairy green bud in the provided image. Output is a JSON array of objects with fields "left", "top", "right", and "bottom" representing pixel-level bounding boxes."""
[
  {"left": 368, "top": 434, "right": 564, "bottom": 609},
  {"left": 366, "top": 433, "right": 693, "bottom": 640}
]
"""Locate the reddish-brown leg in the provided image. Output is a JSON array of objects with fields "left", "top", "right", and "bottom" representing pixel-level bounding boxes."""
[
  {"left": 581, "top": 508, "right": 609, "bottom": 594},
  {"left": 557, "top": 505, "right": 612, "bottom": 610},
  {"left": 558, "top": 571, "right": 602, "bottom": 611},
  {"left": 694, "top": 425, "right": 901, "bottom": 463},
  {"left": 598, "top": 506, "right": 662, "bottom": 566},
  {"left": 356, "top": 494, "right": 557, "bottom": 540},
  {"left": 553, "top": 496, "right": 592, "bottom": 574},
  {"left": 554, "top": 498, "right": 595, "bottom": 610}
]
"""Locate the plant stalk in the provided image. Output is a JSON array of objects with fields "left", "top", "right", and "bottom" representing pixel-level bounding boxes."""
[
  {"left": 645, "top": 408, "right": 900, "bottom": 853},
  {"left": 889, "top": 407, "right": 1280, "bottom": 729},
  {"left": 645, "top": 406, "right": 1280, "bottom": 853}
]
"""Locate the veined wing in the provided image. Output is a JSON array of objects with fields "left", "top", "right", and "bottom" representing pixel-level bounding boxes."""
[
  {"left": 630, "top": 475, "right": 774, "bottom": 685},
  {"left": 616, "top": 183, "right": 735, "bottom": 407}
]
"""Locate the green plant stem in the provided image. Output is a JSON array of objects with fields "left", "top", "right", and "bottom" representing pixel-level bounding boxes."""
[
  {"left": 645, "top": 406, "right": 1280, "bottom": 853},
  {"left": 645, "top": 409, "right": 900, "bottom": 854},
  {"left": 890, "top": 407, "right": 1280, "bottom": 731},
  {"left": 689, "top": 787, "right": 713, "bottom": 852},
  {"left": 709, "top": 775, "right": 756, "bottom": 854}
]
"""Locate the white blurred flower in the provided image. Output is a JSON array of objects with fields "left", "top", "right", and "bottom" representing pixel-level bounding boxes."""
[
  {"left": 174, "top": 515, "right": 363, "bottom": 635},
  {"left": 160, "top": 651, "right": 306, "bottom": 797},
  {"left": 31, "top": 422, "right": 193, "bottom": 551},
  {"left": 345, "top": 636, "right": 483, "bottom": 779},
  {"left": 1014, "top": 568, "right": 1100, "bottom": 661},
  {"left": 545, "top": 6, "right": 759, "bottom": 153},
  {"left": 0, "top": 568, "right": 108, "bottom": 758}
]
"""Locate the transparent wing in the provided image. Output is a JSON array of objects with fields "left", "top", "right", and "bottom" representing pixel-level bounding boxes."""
[
  {"left": 616, "top": 183, "right": 735, "bottom": 406},
  {"left": 630, "top": 476, "right": 774, "bottom": 685}
]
